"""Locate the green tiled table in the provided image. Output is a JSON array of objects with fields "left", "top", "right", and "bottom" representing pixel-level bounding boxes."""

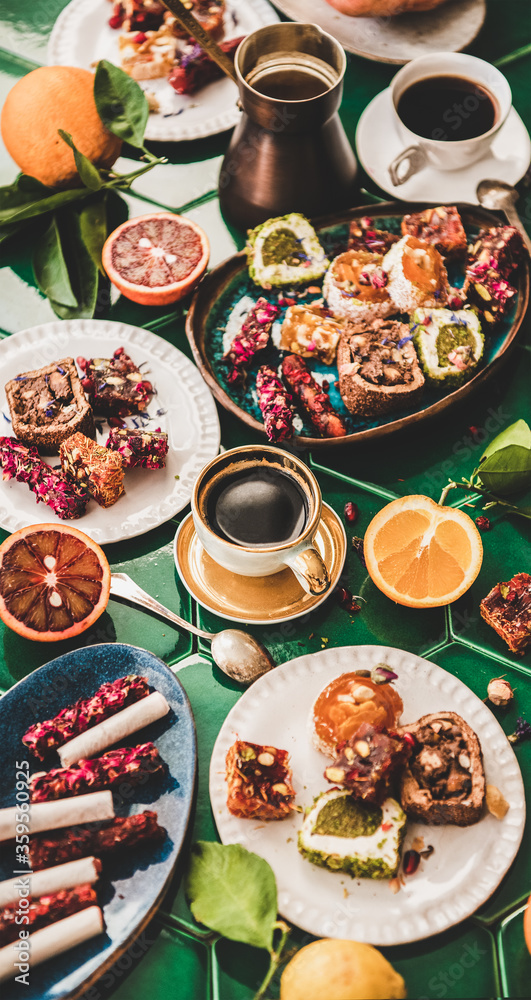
[{"left": 1, "top": 2, "right": 531, "bottom": 997}]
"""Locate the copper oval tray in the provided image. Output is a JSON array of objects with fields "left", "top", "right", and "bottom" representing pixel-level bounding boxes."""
[{"left": 186, "top": 202, "right": 529, "bottom": 450}]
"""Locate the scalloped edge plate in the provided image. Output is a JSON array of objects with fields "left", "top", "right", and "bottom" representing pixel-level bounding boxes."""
[
  {"left": 0, "top": 319, "right": 220, "bottom": 544},
  {"left": 210, "top": 644, "right": 525, "bottom": 945},
  {"left": 48, "top": 0, "right": 279, "bottom": 142}
]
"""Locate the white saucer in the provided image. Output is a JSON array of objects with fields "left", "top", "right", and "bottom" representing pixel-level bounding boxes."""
[{"left": 356, "top": 88, "right": 531, "bottom": 203}]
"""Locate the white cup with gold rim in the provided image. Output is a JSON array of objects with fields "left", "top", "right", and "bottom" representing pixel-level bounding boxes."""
[{"left": 191, "top": 445, "right": 331, "bottom": 596}]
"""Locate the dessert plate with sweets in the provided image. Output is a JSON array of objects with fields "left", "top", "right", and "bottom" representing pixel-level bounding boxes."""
[
  {"left": 48, "top": 0, "right": 279, "bottom": 142},
  {"left": 187, "top": 202, "right": 529, "bottom": 449},
  {"left": 0, "top": 642, "right": 196, "bottom": 1000},
  {"left": 0, "top": 319, "right": 220, "bottom": 544},
  {"left": 209, "top": 644, "right": 525, "bottom": 945}
]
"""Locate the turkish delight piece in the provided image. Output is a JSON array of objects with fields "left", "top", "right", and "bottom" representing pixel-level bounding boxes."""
[
  {"left": 30, "top": 743, "right": 165, "bottom": 801},
  {"left": 247, "top": 213, "right": 329, "bottom": 288},
  {"left": 0, "top": 885, "right": 98, "bottom": 948},
  {"left": 280, "top": 304, "right": 343, "bottom": 364},
  {"left": 222, "top": 297, "right": 280, "bottom": 385},
  {"left": 411, "top": 307, "right": 483, "bottom": 388},
  {"left": 298, "top": 789, "right": 406, "bottom": 879},
  {"left": 0, "top": 436, "right": 89, "bottom": 520},
  {"left": 77, "top": 347, "right": 152, "bottom": 417},
  {"left": 22, "top": 674, "right": 151, "bottom": 761},
  {"left": 323, "top": 723, "right": 411, "bottom": 806},
  {"left": 60, "top": 432, "right": 124, "bottom": 508},
  {"left": 467, "top": 225, "right": 525, "bottom": 279},
  {"left": 348, "top": 216, "right": 400, "bottom": 255},
  {"left": 256, "top": 366, "right": 294, "bottom": 443},
  {"left": 480, "top": 572, "right": 531, "bottom": 654},
  {"left": 382, "top": 236, "right": 449, "bottom": 312},
  {"left": 30, "top": 811, "right": 166, "bottom": 869},
  {"left": 168, "top": 36, "right": 243, "bottom": 95},
  {"left": 225, "top": 739, "right": 296, "bottom": 820},
  {"left": 323, "top": 249, "right": 394, "bottom": 324},
  {"left": 119, "top": 21, "right": 178, "bottom": 81},
  {"left": 337, "top": 319, "right": 424, "bottom": 417},
  {"left": 109, "top": 1, "right": 167, "bottom": 32},
  {"left": 401, "top": 206, "right": 467, "bottom": 259},
  {"left": 105, "top": 426, "right": 168, "bottom": 469},
  {"left": 464, "top": 266, "right": 518, "bottom": 325},
  {"left": 4, "top": 358, "right": 95, "bottom": 454},
  {"left": 281, "top": 354, "right": 347, "bottom": 438}
]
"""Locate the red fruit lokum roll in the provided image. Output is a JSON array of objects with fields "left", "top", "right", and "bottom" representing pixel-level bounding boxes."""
[
  {"left": 281, "top": 354, "right": 347, "bottom": 438},
  {"left": 256, "top": 366, "right": 294, "bottom": 443},
  {"left": 0, "top": 884, "right": 97, "bottom": 948},
  {"left": 30, "top": 743, "right": 165, "bottom": 802},
  {"left": 0, "top": 437, "right": 88, "bottom": 520},
  {"left": 30, "top": 811, "right": 166, "bottom": 869},
  {"left": 105, "top": 427, "right": 169, "bottom": 469},
  {"left": 223, "top": 298, "right": 280, "bottom": 385},
  {"left": 22, "top": 674, "right": 151, "bottom": 761}
]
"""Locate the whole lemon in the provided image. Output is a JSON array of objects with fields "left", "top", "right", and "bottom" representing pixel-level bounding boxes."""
[
  {"left": 1, "top": 66, "right": 122, "bottom": 189},
  {"left": 280, "top": 939, "right": 406, "bottom": 1000}
]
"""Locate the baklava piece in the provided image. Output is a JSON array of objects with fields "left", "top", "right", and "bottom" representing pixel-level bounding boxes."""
[
  {"left": 323, "top": 250, "right": 395, "bottom": 324},
  {"left": 60, "top": 432, "right": 125, "bottom": 508},
  {"left": 280, "top": 304, "right": 343, "bottom": 365},
  {"left": 105, "top": 427, "right": 168, "bottom": 469},
  {"left": 401, "top": 206, "right": 467, "bottom": 259},
  {"left": 5, "top": 358, "right": 95, "bottom": 454},
  {"left": 480, "top": 572, "right": 531, "bottom": 654},
  {"left": 323, "top": 723, "right": 411, "bottom": 806},
  {"left": 225, "top": 739, "right": 296, "bottom": 820},
  {"left": 77, "top": 347, "right": 152, "bottom": 416},
  {"left": 337, "top": 318, "right": 425, "bottom": 417},
  {"left": 399, "top": 712, "right": 485, "bottom": 826}
]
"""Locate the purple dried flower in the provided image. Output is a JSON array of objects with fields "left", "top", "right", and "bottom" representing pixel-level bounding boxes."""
[
  {"left": 508, "top": 716, "right": 531, "bottom": 744},
  {"left": 372, "top": 663, "right": 399, "bottom": 685}
]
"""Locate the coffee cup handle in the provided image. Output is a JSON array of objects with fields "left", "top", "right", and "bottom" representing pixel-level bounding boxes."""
[
  {"left": 285, "top": 545, "right": 330, "bottom": 596},
  {"left": 388, "top": 145, "right": 428, "bottom": 187}
]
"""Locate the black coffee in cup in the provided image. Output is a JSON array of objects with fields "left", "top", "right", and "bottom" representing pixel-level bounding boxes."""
[
  {"left": 397, "top": 75, "right": 498, "bottom": 142},
  {"left": 206, "top": 466, "right": 308, "bottom": 548}
]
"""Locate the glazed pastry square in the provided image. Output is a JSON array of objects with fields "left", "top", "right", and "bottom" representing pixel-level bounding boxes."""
[
  {"left": 480, "top": 572, "right": 531, "bottom": 654},
  {"left": 225, "top": 739, "right": 295, "bottom": 820},
  {"left": 60, "top": 432, "right": 125, "bottom": 508},
  {"left": 280, "top": 304, "right": 343, "bottom": 364},
  {"left": 5, "top": 358, "right": 95, "bottom": 454}
]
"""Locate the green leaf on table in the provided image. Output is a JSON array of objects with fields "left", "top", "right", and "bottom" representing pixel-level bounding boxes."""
[
  {"left": 0, "top": 188, "right": 91, "bottom": 226},
  {"left": 94, "top": 59, "right": 148, "bottom": 149},
  {"left": 50, "top": 208, "right": 99, "bottom": 319},
  {"left": 478, "top": 445, "right": 531, "bottom": 495},
  {"left": 33, "top": 214, "right": 78, "bottom": 308},
  {"left": 78, "top": 196, "right": 108, "bottom": 275},
  {"left": 185, "top": 841, "right": 278, "bottom": 952},
  {"left": 481, "top": 419, "right": 531, "bottom": 461},
  {"left": 58, "top": 131, "right": 103, "bottom": 191}
]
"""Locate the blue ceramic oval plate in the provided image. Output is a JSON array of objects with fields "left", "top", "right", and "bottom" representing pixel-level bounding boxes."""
[{"left": 0, "top": 643, "right": 197, "bottom": 1000}]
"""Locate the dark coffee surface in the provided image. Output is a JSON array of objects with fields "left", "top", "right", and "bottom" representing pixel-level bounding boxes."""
[
  {"left": 397, "top": 75, "right": 497, "bottom": 141},
  {"left": 207, "top": 466, "right": 308, "bottom": 547},
  {"left": 249, "top": 68, "right": 329, "bottom": 101}
]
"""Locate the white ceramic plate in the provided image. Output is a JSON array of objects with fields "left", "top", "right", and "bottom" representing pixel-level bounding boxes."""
[
  {"left": 210, "top": 645, "right": 525, "bottom": 945},
  {"left": 48, "top": 0, "right": 279, "bottom": 142},
  {"left": 272, "top": 0, "right": 485, "bottom": 64},
  {"left": 356, "top": 88, "right": 531, "bottom": 203},
  {"left": 0, "top": 319, "right": 220, "bottom": 544}
]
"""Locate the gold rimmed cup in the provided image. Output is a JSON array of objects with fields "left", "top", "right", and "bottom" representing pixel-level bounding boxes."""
[{"left": 191, "top": 445, "right": 331, "bottom": 596}]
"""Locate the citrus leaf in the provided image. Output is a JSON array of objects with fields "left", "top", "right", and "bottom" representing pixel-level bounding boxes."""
[
  {"left": 33, "top": 214, "right": 78, "bottom": 308},
  {"left": 94, "top": 59, "right": 148, "bottom": 149},
  {"left": 185, "top": 841, "right": 277, "bottom": 952},
  {"left": 478, "top": 444, "right": 531, "bottom": 495},
  {"left": 482, "top": 420, "right": 531, "bottom": 462},
  {"left": 58, "top": 130, "right": 103, "bottom": 191},
  {"left": 51, "top": 209, "right": 98, "bottom": 319},
  {"left": 78, "top": 196, "right": 108, "bottom": 275},
  {"left": 0, "top": 188, "right": 92, "bottom": 225}
]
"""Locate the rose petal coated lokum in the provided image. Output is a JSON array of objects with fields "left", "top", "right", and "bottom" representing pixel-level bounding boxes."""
[
  {"left": 0, "top": 885, "right": 98, "bottom": 948},
  {"left": 61, "top": 432, "right": 125, "bottom": 508},
  {"left": 282, "top": 354, "right": 347, "bottom": 437},
  {"left": 105, "top": 427, "right": 168, "bottom": 469},
  {"left": 223, "top": 298, "right": 280, "bottom": 385},
  {"left": 0, "top": 436, "right": 89, "bottom": 520},
  {"left": 30, "top": 811, "right": 166, "bottom": 869},
  {"left": 77, "top": 347, "right": 152, "bottom": 416},
  {"left": 256, "top": 366, "right": 294, "bottom": 443},
  {"left": 30, "top": 743, "right": 165, "bottom": 801}
]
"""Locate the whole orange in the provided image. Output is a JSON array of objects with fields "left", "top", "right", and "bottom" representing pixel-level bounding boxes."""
[{"left": 1, "top": 66, "right": 122, "bottom": 189}]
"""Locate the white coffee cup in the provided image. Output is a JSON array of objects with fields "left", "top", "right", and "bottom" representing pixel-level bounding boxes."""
[
  {"left": 388, "top": 52, "right": 512, "bottom": 186},
  {"left": 192, "top": 445, "right": 330, "bottom": 596}
]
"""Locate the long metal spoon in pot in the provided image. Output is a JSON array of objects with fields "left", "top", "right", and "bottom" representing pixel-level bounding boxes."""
[
  {"left": 110, "top": 573, "right": 275, "bottom": 685},
  {"left": 476, "top": 179, "right": 531, "bottom": 255}
]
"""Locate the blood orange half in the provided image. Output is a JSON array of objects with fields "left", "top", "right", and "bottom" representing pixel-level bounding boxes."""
[
  {"left": 0, "top": 524, "right": 110, "bottom": 642},
  {"left": 102, "top": 212, "right": 210, "bottom": 305}
]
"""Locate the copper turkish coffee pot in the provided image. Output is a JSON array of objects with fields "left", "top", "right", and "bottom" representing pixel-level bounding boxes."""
[{"left": 218, "top": 23, "right": 359, "bottom": 230}]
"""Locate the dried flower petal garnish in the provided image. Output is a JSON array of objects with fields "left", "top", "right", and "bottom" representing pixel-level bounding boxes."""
[
  {"left": 508, "top": 716, "right": 531, "bottom": 744},
  {"left": 0, "top": 436, "right": 88, "bottom": 520},
  {"left": 371, "top": 663, "right": 398, "bottom": 685}
]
